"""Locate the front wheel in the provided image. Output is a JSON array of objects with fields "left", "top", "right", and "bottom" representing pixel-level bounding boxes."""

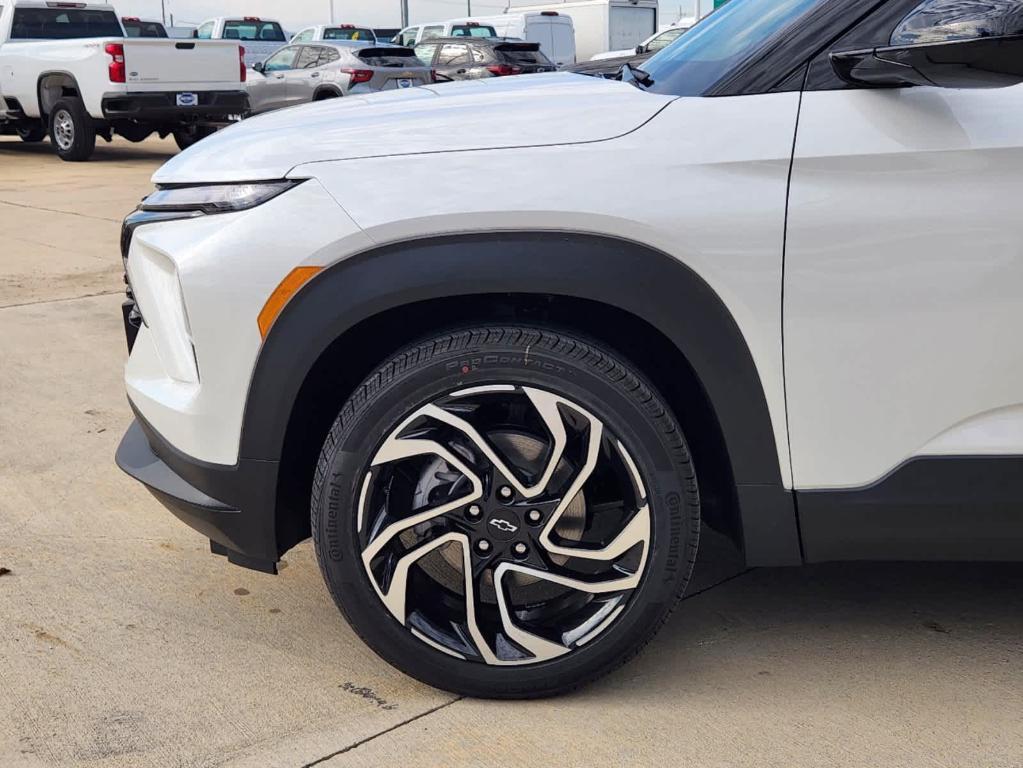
[
  {"left": 173, "top": 124, "right": 216, "bottom": 151},
  {"left": 48, "top": 99, "right": 95, "bottom": 161},
  {"left": 311, "top": 326, "right": 700, "bottom": 698}
]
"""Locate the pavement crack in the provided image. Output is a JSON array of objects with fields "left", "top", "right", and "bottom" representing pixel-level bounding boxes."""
[
  {"left": 0, "top": 198, "right": 121, "bottom": 223},
  {"left": 301, "top": 697, "right": 464, "bottom": 767},
  {"left": 0, "top": 290, "right": 122, "bottom": 310}
]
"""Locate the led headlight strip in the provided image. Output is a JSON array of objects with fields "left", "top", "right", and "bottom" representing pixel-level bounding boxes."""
[{"left": 140, "top": 180, "right": 302, "bottom": 215}]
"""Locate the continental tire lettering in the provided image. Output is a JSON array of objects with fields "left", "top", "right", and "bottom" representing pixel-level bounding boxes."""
[
  {"left": 326, "top": 477, "right": 344, "bottom": 561},
  {"left": 663, "top": 491, "right": 682, "bottom": 581}
]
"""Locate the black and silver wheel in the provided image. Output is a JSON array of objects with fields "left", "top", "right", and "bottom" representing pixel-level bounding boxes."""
[
  {"left": 48, "top": 98, "right": 95, "bottom": 161},
  {"left": 17, "top": 123, "right": 46, "bottom": 143},
  {"left": 312, "top": 327, "right": 700, "bottom": 698}
]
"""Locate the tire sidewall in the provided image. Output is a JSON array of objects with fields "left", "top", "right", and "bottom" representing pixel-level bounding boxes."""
[
  {"left": 49, "top": 99, "right": 95, "bottom": 162},
  {"left": 313, "top": 329, "right": 699, "bottom": 697}
]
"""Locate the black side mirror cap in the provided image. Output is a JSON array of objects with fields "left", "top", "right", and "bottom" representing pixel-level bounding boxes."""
[{"left": 831, "top": 36, "right": 1023, "bottom": 89}]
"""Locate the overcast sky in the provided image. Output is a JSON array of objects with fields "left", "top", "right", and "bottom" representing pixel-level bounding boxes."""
[{"left": 112, "top": 0, "right": 577, "bottom": 28}]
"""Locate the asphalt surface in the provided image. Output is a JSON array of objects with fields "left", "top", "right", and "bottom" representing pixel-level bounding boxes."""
[{"left": 1, "top": 135, "right": 1021, "bottom": 768}]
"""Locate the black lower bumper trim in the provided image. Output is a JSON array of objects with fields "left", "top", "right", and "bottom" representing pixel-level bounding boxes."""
[
  {"left": 116, "top": 416, "right": 281, "bottom": 573},
  {"left": 102, "top": 91, "right": 249, "bottom": 122}
]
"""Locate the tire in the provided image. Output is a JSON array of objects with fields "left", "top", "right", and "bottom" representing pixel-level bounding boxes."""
[
  {"left": 17, "top": 124, "right": 46, "bottom": 143},
  {"left": 173, "top": 124, "right": 216, "bottom": 151},
  {"left": 48, "top": 98, "right": 95, "bottom": 161},
  {"left": 311, "top": 326, "right": 701, "bottom": 698}
]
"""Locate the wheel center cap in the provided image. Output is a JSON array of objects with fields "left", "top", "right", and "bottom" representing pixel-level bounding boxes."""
[{"left": 485, "top": 511, "right": 520, "bottom": 541}]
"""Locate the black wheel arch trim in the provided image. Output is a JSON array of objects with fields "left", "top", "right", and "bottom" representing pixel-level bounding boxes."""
[{"left": 243, "top": 230, "right": 803, "bottom": 567}]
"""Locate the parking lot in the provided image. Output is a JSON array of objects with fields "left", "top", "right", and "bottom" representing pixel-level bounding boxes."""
[{"left": 0, "top": 134, "right": 1021, "bottom": 767}]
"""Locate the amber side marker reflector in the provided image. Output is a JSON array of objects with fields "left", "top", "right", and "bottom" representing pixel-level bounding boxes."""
[{"left": 258, "top": 266, "right": 322, "bottom": 338}]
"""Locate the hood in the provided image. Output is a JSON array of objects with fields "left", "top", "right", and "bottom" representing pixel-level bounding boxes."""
[{"left": 153, "top": 72, "right": 675, "bottom": 183}]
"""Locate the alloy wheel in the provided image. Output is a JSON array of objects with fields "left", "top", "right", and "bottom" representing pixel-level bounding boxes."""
[
  {"left": 357, "top": 384, "right": 651, "bottom": 665},
  {"left": 53, "top": 109, "right": 75, "bottom": 151}
]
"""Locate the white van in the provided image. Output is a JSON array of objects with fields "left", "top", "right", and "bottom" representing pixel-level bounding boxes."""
[
  {"left": 394, "top": 20, "right": 499, "bottom": 47},
  {"left": 445, "top": 12, "right": 576, "bottom": 68}
]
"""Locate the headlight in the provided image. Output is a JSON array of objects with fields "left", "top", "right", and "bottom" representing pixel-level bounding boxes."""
[{"left": 140, "top": 180, "right": 300, "bottom": 214}]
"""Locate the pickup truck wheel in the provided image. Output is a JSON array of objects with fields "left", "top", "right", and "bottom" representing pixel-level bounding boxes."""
[
  {"left": 48, "top": 99, "right": 95, "bottom": 162},
  {"left": 311, "top": 326, "right": 701, "bottom": 698},
  {"left": 17, "top": 124, "right": 46, "bottom": 143},
  {"left": 173, "top": 125, "right": 216, "bottom": 151}
]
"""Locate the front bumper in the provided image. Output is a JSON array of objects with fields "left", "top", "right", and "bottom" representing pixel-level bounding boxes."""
[
  {"left": 116, "top": 413, "right": 281, "bottom": 573},
  {"left": 102, "top": 90, "right": 249, "bottom": 123}
]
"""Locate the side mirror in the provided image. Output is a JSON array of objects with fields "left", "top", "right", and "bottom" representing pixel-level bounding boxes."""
[
  {"left": 635, "top": 44, "right": 644, "bottom": 54},
  {"left": 252, "top": 61, "right": 264, "bottom": 73},
  {"left": 191, "top": 29, "right": 198, "bottom": 39},
  {"left": 832, "top": 0, "right": 1023, "bottom": 89}
]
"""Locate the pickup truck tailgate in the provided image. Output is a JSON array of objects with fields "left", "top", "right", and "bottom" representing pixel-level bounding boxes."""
[{"left": 124, "top": 39, "right": 241, "bottom": 86}]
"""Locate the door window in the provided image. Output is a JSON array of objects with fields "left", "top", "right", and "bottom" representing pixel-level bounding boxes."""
[
  {"left": 317, "top": 47, "right": 341, "bottom": 66},
  {"left": 421, "top": 25, "right": 444, "bottom": 41},
  {"left": 263, "top": 46, "right": 299, "bottom": 72},
  {"left": 437, "top": 44, "right": 471, "bottom": 67},
  {"left": 398, "top": 28, "right": 418, "bottom": 46},
  {"left": 414, "top": 43, "right": 440, "bottom": 63},
  {"left": 293, "top": 28, "right": 314, "bottom": 42},
  {"left": 295, "top": 47, "right": 321, "bottom": 69},
  {"left": 195, "top": 21, "right": 214, "bottom": 39}
]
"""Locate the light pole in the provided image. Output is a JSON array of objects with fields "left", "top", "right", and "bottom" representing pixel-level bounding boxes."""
[{"left": 401, "top": 0, "right": 409, "bottom": 27}]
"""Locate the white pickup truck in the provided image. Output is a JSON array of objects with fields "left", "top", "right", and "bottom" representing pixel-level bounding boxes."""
[
  {"left": 193, "top": 17, "right": 288, "bottom": 67},
  {"left": 0, "top": 1, "right": 248, "bottom": 160}
]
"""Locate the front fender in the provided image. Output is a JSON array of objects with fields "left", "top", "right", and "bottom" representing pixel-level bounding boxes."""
[{"left": 245, "top": 231, "right": 801, "bottom": 566}]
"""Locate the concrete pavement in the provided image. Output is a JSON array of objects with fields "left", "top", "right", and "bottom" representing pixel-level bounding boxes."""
[{"left": 1, "top": 135, "right": 1021, "bottom": 768}]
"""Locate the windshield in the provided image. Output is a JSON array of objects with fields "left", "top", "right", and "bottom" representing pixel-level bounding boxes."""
[
  {"left": 223, "top": 19, "right": 286, "bottom": 42},
  {"left": 450, "top": 24, "right": 498, "bottom": 37},
  {"left": 123, "top": 20, "right": 168, "bottom": 38},
  {"left": 324, "top": 26, "right": 375, "bottom": 41},
  {"left": 641, "top": 0, "right": 827, "bottom": 96}
]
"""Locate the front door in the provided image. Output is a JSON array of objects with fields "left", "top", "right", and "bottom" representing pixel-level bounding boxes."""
[{"left": 785, "top": 3, "right": 1023, "bottom": 493}]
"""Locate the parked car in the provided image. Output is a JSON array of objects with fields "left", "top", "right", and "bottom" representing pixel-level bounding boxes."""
[
  {"left": 246, "top": 42, "right": 431, "bottom": 113},
  {"left": 590, "top": 21, "right": 692, "bottom": 60},
  {"left": 394, "top": 19, "right": 498, "bottom": 47},
  {"left": 512, "top": 0, "right": 659, "bottom": 61},
  {"left": 291, "top": 24, "right": 377, "bottom": 44},
  {"left": 444, "top": 12, "right": 576, "bottom": 68},
  {"left": 194, "top": 16, "right": 287, "bottom": 67},
  {"left": 116, "top": 0, "right": 1023, "bottom": 700},
  {"left": 121, "top": 16, "right": 168, "bottom": 38},
  {"left": 567, "top": 50, "right": 649, "bottom": 78},
  {"left": 0, "top": 1, "right": 247, "bottom": 160},
  {"left": 415, "top": 37, "right": 555, "bottom": 80}
]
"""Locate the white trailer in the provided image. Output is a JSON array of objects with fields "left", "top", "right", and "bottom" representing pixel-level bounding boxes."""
[{"left": 511, "top": 0, "right": 658, "bottom": 62}]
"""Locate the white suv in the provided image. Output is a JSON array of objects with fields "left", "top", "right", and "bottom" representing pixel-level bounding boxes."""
[{"left": 116, "top": 0, "right": 1023, "bottom": 698}]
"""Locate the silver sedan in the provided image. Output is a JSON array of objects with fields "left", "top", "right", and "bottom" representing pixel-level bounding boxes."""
[{"left": 246, "top": 41, "right": 433, "bottom": 114}]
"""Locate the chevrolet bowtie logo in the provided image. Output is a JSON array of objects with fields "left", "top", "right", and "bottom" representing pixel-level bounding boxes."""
[{"left": 489, "top": 518, "right": 518, "bottom": 533}]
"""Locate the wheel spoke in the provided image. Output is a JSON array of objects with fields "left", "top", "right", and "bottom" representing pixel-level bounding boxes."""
[
  {"left": 418, "top": 385, "right": 568, "bottom": 498},
  {"left": 373, "top": 531, "right": 463, "bottom": 622},
  {"left": 362, "top": 436, "right": 482, "bottom": 564}
]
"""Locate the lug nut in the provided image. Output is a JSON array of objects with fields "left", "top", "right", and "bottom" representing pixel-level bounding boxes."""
[
  {"left": 466, "top": 504, "right": 482, "bottom": 521},
  {"left": 512, "top": 543, "right": 528, "bottom": 557},
  {"left": 526, "top": 509, "right": 542, "bottom": 525},
  {"left": 498, "top": 485, "right": 513, "bottom": 500},
  {"left": 476, "top": 539, "right": 492, "bottom": 555}
]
